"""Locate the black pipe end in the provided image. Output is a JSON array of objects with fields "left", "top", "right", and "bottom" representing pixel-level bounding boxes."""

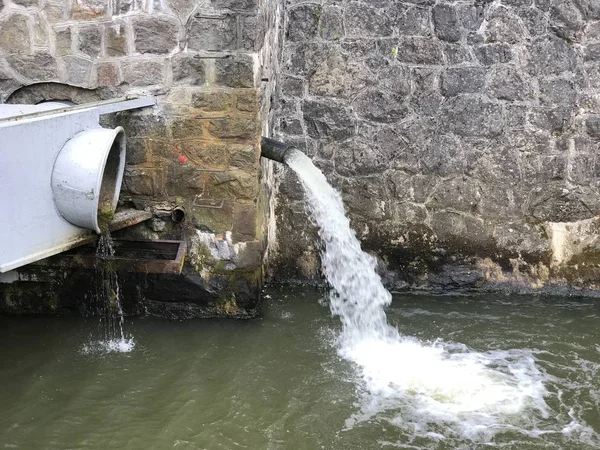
[{"left": 260, "top": 137, "right": 295, "bottom": 164}]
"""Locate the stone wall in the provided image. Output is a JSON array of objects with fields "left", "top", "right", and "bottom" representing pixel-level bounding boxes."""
[
  {"left": 0, "top": 0, "right": 282, "bottom": 317},
  {"left": 274, "top": 0, "right": 600, "bottom": 294}
]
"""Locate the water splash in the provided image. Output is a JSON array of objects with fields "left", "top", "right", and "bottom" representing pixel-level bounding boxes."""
[
  {"left": 84, "top": 233, "right": 134, "bottom": 354},
  {"left": 284, "top": 149, "right": 596, "bottom": 443}
]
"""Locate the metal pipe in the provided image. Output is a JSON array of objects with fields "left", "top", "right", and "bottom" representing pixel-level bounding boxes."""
[{"left": 260, "top": 137, "right": 296, "bottom": 164}]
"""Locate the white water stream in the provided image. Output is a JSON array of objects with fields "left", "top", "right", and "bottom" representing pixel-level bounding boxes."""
[
  {"left": 82, "top": 232, "right": 135, "bottom": 354},
  {"left": 284, "top": 149, "right": 595, "bottom": 443}
]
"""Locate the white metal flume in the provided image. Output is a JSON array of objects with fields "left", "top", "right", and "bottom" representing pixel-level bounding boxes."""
[{"left": 0, "top": 96, "right": 155, "bottom": 273}]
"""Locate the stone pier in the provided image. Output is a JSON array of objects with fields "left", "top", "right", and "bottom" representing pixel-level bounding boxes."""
[{"left": 0, "top": 0, "right": 282, "bottom": 317}]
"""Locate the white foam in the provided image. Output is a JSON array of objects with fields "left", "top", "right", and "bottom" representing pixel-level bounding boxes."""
[{"left": 81, "top": 338, "right": 136, "bottom": 355}]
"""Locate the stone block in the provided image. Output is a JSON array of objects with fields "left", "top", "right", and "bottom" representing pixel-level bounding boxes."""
[
  {"left": 280, "top": 76, "right": 304, "bottom": 97},
  {"left": 55, "top": 28, "right": 72, "bottom": 57},
  {"left": 340, "top": 176, "right": 387, "bottom": 221},
  {"left": 12, "top": 0, "right": 37, "bottom": 6},
  {"left": 241, "top": 15, "right": 264, "bottom": 51},
  {"left": 550, "top": 1, "right": 584, "bottom": 41},
  {"left": 410, "top": 67, "right": 442, "bottom": 116},
  {"left": 172, "top": 53, "right": 205, "bottom": 86},
  {"left": 96, "top": 62, "right": 121, "bottom": 87},
  {"left": 278, "top": 118, "right": 303, "bottom": 135},
  {"left": 520, "top": 7, "right": 548, "bottom": 36},
  {"left": 125, "top": 138, "right": 154, "bottom": 165},
  {"left": 215, "top": 55, "right": 254, "bottom": 88},
  {"left": 7, "top": 52, "right": 58, "bottom": 81},
  {"left": 527, "top": 35, "right": 577, "bottom": 76},
  {"left": 576, "top": 0, "right": 600, "bottom": 20},
  {"left": 421, "top": 134, "right": 468, "bottom": 176},
  {"left": 485, "top": 7, "right": 525, "bottom": 44},
  {"left": 443, "top": 43, "right": 472, "bottom": 65},
  {"left": 175, "top": 140, "right": 230, "bottom": 169},
  {"left": 586, "top": 116, "right": 600, "bottom": 139},
  {"left": 585, "top": 43, "right": 600, "bottom": 62},
  {"left": 106, "top": 23, "right": 127, "bottom": 57},
  {"left": 207, "top": 118, "right": 258, "bottom": 139},
  {"left": 308, "top": 51, "right": 369, "bottom": 98},
  {"left": 487, "top": 66, "right": 532, "bottom": 101},
  {"left": 78, "top": 26, "right": 101, "bottom": 58},
  {"left": 188, "top": 15, "right": 237, "bottom": 51},
  {"left": 427, "top": 177, "right": 482, "bottom": 213},
  {"left": 63, "top": 55, "right": 93, "bottom": 86},
  {"left": 528, "top": 107, "right": 572, "bottom": 133},
  {"left": 133, "top": 16, "right": 179, "bottom": 54},
  {"left": 333, "top": 138, "right": 389, "bottom": 176},
  {"left": 395, "top": 4, "right": 430, "bottom": 36},
  {"left": 211, "top": 0, "right": 257, "bottom": 10},
  {"left": 353, "top": 89, "right": 408, "bottom": 123},
  {"left": 232, "top": 202, "right": 257, "bottom": 242},
  {"left": 502, "top": 0, "right": 533, "bottom": 5},
  {"left": 0, "top": 14, "right": 30, "bottom": 54},
  {"left": 230, "top": 144, "right": 258, "bottom": 169},
  {"left": 71, "top": 0, "right": 106, "bottom": 20},
  {"left": 43, "top": 3, "right": 65, "bottom": 22},
  {"left": 283, "top": 41, "right": 333, "bottom": 77},
  {"left": 32, "top": 13, "right": 49, "bottom": 48},
  {"left": 286, "top": 4, "right": 320, "bottom": 42},
  {"left": 236, "top": 90, "right": 257, "bottom": 113},
  {"left": 123, "top": 167, "right": 165, "bottom": 197},
  {"left": 433, "top": 4, "right": 461, "bottom": 42},
  {"left": 302, "top": 99, "right": 355, "bottom": 141},
  {"left": 191, "top": 90, "right": 235, "bottom": 111},
  {"left": 345, "top": 3, "right": 393, "bottom": 37},
  {"left": 396, "top": 37, "right": 443, "bottom": 64},
  {"left": 440, "top": 96, "right": 504, "bottom": 138},
  {"left": 122, "top": 59, "right": 164, "bottom": 86},
  {"left": 188, "top": 202, "right": 234, "bottom": 235},
  {"left": 118, "top": 112, "right": 168, "bottom": 138},
  {"left": 440, "top": 67, "right": 486, "bottom": 97},
  {"left": 538, "top": 79, "right": 577, "bottom": 106},
  {"left": 319, "top": 6, "right": 344, "bottom": 40},
  {"left": 474, "top": 43, "right": 513, "bottom": 65},
  {"left": 165, "top": 162, "right": 204, "bottom": 195},
  {"left": 457, "top": 4, "right": 485, "bottom": 30},
  {"left": 171, "top": 116, "right": 203, "bottom": 140},
  {"left": 208, "top": 170, "right": 259, "bottom": 200}
]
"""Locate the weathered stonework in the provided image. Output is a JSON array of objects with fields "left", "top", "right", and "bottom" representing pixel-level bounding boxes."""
[
  {"left": 274, "top": 0, "right": 600, "bottom": 296},
  {"left": 0, "top": 0, "right": 283, "bottom": 318}
]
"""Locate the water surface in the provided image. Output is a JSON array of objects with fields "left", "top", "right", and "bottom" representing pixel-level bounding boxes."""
[{"left": 1, "top": 287, "right": 599, "bottom": 449}]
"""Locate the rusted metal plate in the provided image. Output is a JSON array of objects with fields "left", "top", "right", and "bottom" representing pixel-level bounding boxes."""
[{"left": 39, "top": 240, "right": 187, "bottom": 275}]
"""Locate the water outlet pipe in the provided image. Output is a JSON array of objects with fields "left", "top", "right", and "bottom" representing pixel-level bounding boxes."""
[{"left": 260, "top": 137, "right": 297, "bottom": 164}]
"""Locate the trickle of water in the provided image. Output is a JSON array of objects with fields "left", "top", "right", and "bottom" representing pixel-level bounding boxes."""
[
  {"left": 284, "top": 149, "right": 597, "bottom": 444},
  {"left": 87, "top": 232, "right": 134, "bottom": 354}
]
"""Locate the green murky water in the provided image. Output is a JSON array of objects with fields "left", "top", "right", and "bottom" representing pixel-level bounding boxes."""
[{"left": 1, "top": 286, "right": 599, "bottom": 449}]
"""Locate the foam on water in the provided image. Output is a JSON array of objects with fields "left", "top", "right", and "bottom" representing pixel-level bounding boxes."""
[
  {"left": 284, "top": 149, "right": 593, "bottom": 443},
  {"left": 81, "top": 337, "right": 136, "bottom": 355}
]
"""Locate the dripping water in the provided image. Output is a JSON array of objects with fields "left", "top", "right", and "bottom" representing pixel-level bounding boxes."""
[{"left": 82, "top": 231, "right": 134, "bottom": 354}]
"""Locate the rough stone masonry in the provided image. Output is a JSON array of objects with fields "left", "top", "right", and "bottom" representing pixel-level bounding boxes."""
[
  {"left": 0, "top": 0, "right": 282, "bottom": 317},
  {"left": 274, "top": 0, "right": 600, "bottom": 295}
]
